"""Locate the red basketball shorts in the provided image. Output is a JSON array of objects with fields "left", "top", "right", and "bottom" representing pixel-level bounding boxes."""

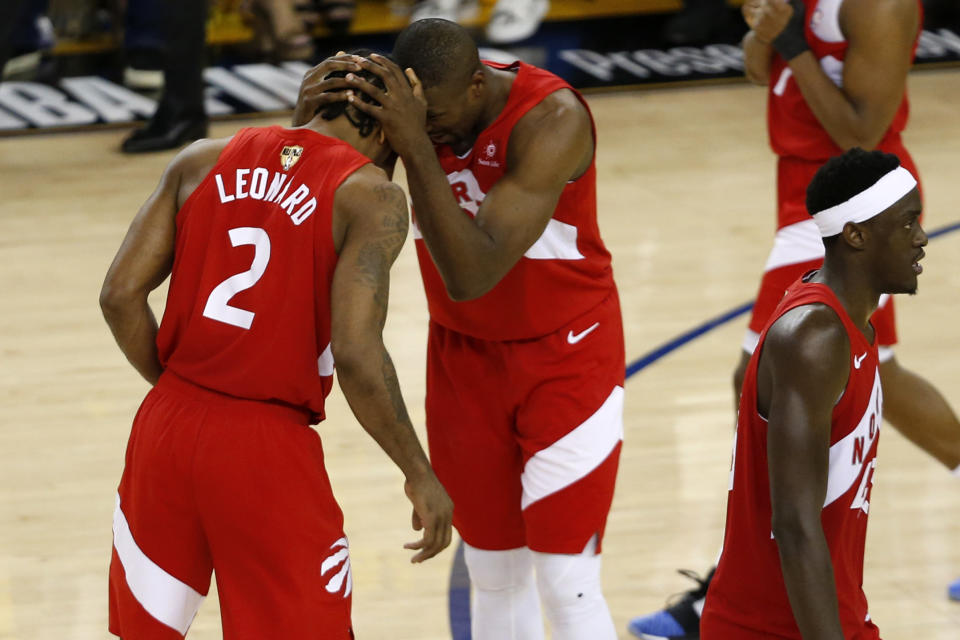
[
  {"left": 425, "top": 291, "right": 625, "bottom": 554},
  {"left": 744, "top": 151, "right": 922, "bottom": 360},
  {"left": 109, "top": 373, "right": 354, "bottom": 640}
]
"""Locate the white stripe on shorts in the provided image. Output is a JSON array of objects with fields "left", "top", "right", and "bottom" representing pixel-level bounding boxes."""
[
  {"left": 520, "top": 386, "right": 624, "bottom": 510},
  {"left": 764, "top": 219, "right": 825, "bottom": 272},
  {"left": 113, "top": 494, "right": 205, "bottom": 635}
]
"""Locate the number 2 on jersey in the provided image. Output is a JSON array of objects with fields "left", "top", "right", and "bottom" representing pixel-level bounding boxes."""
[{"left": 202, "top": 227, "right": 271, "bottom": 329}]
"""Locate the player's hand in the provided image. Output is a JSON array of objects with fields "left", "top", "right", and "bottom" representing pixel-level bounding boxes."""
[
  {"left": 749, "top": 0, "right": 796, "bottom": 45},
  {"left": 340, "top": 53, "right": 431, "bottom": 157},
  {"left": 741, "top": 0, "right": 764, "bottom": 30},
  {"left": 402, "top": 470, "right": 453, "bottom": 563},
  {"left": 291, "top": 52, "right": 362, "bottom": 126}
]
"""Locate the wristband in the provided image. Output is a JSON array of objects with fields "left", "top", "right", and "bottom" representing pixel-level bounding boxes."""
[
  {"left": 953, "top": 464, "right": 960, "bottom": 477},
  {"left": 772, "top": 0, "right": 810, "bottom": 61}
]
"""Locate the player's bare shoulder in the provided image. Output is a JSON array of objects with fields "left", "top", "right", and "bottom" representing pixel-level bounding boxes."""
[
  {"left": 840, "top": 0, "right": 918, "bottom": 41},
  {"left": 529, "top": 88, "right": 590, "bottom": 128},
  {"left": 758, "top": 303, "right": 851, "bottom": 414},
  {"left": 842, "top": 0, "right": 917, "bottom": 20},
  {"left": 171, "top": 136, "right": 234, "bottom": 207},
  {"left": 765, "top": 303, "right": 851, "bottom": 377},
  {"left": 516, "top": 89, "right": 591, "bottom": 144},
  {"left": 332, "top": 164, "right": 409, "bottom": 253},
  {"left": 510, "top": 89, "right": 594, "bottom": 179}
]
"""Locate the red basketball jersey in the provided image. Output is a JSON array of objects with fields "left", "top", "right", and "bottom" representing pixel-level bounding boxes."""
[
  {"left": 414, "top": 61, "right": 617, "bottom": 341},
  {"left": 767, "top": 0, "right": 922, "bottom": 161},
  {"left": 702, "top": 276, "right": 883, "bottom": 639},
  {"left": 156, "top": 126, "right": 370, "bottom": 422}
]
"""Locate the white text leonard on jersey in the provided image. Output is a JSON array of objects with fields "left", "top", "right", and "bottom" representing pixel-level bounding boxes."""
[{"left": 215, "top": 167, "right": 317, "bottom": 226}]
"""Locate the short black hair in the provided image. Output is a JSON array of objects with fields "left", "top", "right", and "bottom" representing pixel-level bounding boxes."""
[
  {"left": 392, "top": 19, "right": 480, "bottom": 89},
  {"left": 806, "top": 148, "right": 902, "bottom": 216},
  {"left": 318, "top": 48, "right": 389, "bottom": 138}
]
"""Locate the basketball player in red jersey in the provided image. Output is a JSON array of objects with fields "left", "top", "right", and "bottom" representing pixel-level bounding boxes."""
[
  {"left": 736, "top": 0, "right": 960, "bottom": 471},
  {"left": 630, "top": 1, "right": 960, "bottom": 636},
  {"left": 99, "top": 59, "right": 452, "bottom": 639},
  {"left": 294, "top": 19, "right": 624, "bottom": 640},
  {"left": 701, "top": 148, "right": 926, "bottom": 638}
]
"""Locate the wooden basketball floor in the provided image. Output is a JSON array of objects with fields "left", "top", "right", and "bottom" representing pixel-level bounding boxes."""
[{"left": 1, "top": 69, "right": 958, "bottom": 639}]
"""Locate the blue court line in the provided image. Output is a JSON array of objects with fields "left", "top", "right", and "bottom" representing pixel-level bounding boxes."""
[
  {"left": 928, "top": 220, "right": 960, "bottom": 239},
  {"left": 447, "top": 220, "right": 960, "bottom": 639},
  {"left": 625, "top": 301, "right": 755, "bottom": 378}
]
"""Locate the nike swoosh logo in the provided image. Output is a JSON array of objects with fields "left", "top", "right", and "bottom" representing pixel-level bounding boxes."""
[
  {"left": 854, "top": 352, "right": 867, "bottom": 369},
  {"left": 567, "top": 322, "right": 600, "bottom": 344}
]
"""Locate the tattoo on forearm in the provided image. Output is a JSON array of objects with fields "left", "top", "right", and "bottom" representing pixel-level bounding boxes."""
[
  {"left": 381, "top": 348, "right": 411, "bottom": 424},
  {"left": 353, "top": 183, "right": 409, "bottom": 324}
]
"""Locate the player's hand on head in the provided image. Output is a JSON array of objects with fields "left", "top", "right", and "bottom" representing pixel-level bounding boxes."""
[
  {"left": 291, "top": 52, "right": 363, "bottom": 126},
  {"left": 402, "top": 471, "right": 453, "bottom": 563},
  {"left": 342, "top": 53, "right": 430, "bottom": 157}
]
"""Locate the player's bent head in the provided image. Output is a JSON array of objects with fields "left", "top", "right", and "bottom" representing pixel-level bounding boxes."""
[
  {"left": 318, "top": 48, "right": 390, "bottom": 138},
  {"left": 393, "top": 19, "right": 481, "bottom": 92},
  {"left": 807, "top": 148, "right": 926, "bottom": 294}
]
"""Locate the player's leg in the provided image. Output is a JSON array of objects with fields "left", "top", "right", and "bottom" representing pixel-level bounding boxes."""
[
  {"left": 530, "top": 535, "right": 616, "bottom": 640},
  {"left": 515, "top": 291, "right": 624, "bottom": 639},
  {"left": 425, "top": 321, "right": 544, "bottom": 639},
  {"left": 870, "top": 297, "right": 960, "bottom": 471},
  {"left": 109, "top": 376, "right": 213, "bottom": 639},
  {"left": 462, "top": 544, "right": 545, "bottom": 640},
  {"left": 193, "top": 393, "right": 353, "bottom": 640}
]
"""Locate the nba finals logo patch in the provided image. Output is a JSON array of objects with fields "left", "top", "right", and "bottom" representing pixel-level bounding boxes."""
[{"left": 280, "top": 145, "right": 303, "bottom": 171}]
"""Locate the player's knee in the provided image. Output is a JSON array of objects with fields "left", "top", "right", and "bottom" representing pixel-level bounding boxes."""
[
  {"left": 463, "top": 543, "right": 535, "bottom": 592},
  {"left": 532, "top": 547, "right": 605, "bottom": 617}
]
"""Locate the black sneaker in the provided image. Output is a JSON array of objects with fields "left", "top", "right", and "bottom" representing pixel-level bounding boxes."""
[{"left": 627, "top": 567, "right": 714, "bottom": 639}]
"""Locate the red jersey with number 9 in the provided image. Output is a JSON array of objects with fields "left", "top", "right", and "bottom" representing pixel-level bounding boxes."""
[
  {"left": 702, "top": 275, "right": 883, "bottom": 638},
  {"left": 156, "top": 126, "right": 370, "bottom": 423}
]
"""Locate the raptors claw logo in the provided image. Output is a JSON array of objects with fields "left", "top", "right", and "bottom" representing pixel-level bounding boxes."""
[{"left": 321, "top": 537, "right": 352, "bottom": 597}]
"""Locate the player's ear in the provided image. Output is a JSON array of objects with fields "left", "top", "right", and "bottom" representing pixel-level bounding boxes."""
[
  {"left": 469, "top": 68, "right": 485, "bottom": 98},
  {"left": 842, "top": 221, "right": 868, "bottom": 250}
]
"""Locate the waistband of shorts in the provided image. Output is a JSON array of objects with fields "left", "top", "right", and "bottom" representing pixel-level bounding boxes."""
[
  {"left": 430, "top": 287, "right": 621, "bottom": 344},
  {"left": 156, "top": 371, "right": 311, "bottom": 425}
]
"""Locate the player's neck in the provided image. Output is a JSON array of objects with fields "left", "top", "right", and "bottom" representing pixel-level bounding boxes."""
[
  {"left": 305, "top": 116, "right": 387, "bottom": 164},
  {"left": 478, "top": 67, "right": 517, "bottom": 133},
  {"left": 816, "top": 260, "right": 880, "bottom": 333}
]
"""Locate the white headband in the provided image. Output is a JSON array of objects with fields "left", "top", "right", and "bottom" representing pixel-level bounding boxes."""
[{"left": 812, "top": 166, "right": 917, "bottom": 237}]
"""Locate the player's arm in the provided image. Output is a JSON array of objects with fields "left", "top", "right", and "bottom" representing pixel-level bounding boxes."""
[
  {"left": 99, "top": 138, "right": 227, "bottom": 384},
  {"left": 409, "top": 92, "right": 592, "bottom": 300},
  {"left": 742, "top": 30, "right": 774, "bottom": 85},
  {"left": 340, "top": 54, "right": 593, "bottom": 300},
  {"left": 761, "top": 305, "right": 850, "bottom": 640},
  {"left": 782, "top": 0, "right": 918, "bottom": 149},
  {"left": 329, "top": 167, "right": 453, "bottom": 563}
]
